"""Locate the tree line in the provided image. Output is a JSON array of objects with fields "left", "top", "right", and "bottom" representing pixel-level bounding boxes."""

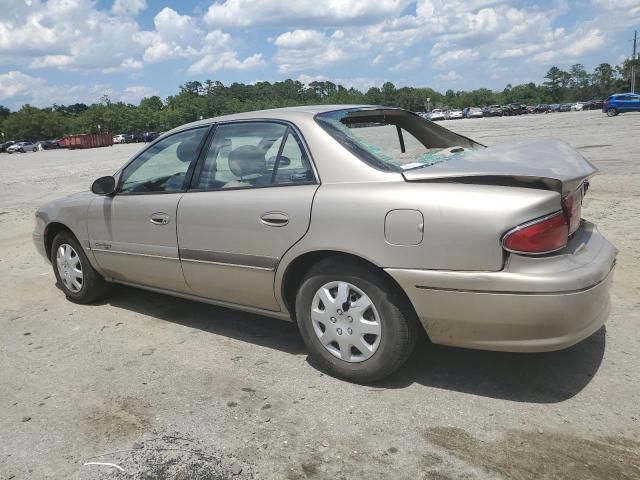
[{"left": 1, "top": 59, "right": 637, "bottom": 141}]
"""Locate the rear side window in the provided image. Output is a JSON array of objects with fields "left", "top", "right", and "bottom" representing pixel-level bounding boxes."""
[{"left": 195, "top": 122, "right": 314, "bottom": 190}]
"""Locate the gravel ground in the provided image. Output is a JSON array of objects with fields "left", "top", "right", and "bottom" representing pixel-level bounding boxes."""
[{"left": 1, "top": 110, "right": 639, "bottom": 479}]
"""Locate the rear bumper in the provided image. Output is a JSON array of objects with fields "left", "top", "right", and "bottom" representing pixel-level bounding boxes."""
[{"left": 386, "top": 222, "right": 617, "bottom": 352}]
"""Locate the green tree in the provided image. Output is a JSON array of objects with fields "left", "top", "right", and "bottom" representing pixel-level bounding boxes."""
[
  {"left": 591, "top": 63, "right": 617, "bottom": 97},
  {"left": 544, "top": 66, "right": 565, "bottom": 102}
]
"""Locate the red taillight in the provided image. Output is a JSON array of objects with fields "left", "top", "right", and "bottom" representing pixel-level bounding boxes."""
[{"left": 503, "top": 212, "right": 568, "bottom": 254}]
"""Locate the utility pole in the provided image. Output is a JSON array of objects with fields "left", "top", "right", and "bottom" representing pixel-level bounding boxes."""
[{"left": 631, "top": 30, "right": 637, "bottom": 94}]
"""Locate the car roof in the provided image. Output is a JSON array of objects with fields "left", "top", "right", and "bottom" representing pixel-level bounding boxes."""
[
  {"left": 196, "top": 104, "right": 373, "bottom": 122},
  {"left": 169, "top": 105, "right": 396, "bottom": 132}
]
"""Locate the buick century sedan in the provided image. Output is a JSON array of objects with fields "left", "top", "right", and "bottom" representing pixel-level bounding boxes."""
[{"left": 34, "top": 106, "right": 617, "bottom": 382}]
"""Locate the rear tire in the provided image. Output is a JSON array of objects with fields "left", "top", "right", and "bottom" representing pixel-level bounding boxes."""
[
  {"left": 607, "top": 108, "right": 618, "bottom": 117},
  {"left": 295, "top": 258, "right": 417, "bottom": 383},
  {"left": 51, "top": 231, "right": 110, "bottom": 304}
]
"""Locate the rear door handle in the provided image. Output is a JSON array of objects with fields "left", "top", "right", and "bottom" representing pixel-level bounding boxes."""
[
  {"left": 260, "top": 212, "right": 289, "bottom": 227},
  {"left": 150, "top": 212, "right": 170, "bottom": 225}
]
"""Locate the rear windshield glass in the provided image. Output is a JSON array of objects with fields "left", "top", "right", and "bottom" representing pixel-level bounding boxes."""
[{"left": 315, "top": 108, "right": 480, "bottom": 172}]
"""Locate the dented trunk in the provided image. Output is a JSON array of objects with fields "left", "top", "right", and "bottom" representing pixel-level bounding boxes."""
[{"left": 402, "top": 139, "right": 597, "bottom": 194}]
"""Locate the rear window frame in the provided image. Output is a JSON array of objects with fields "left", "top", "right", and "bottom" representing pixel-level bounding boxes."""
[{"left": 314, "top": 107, "right": 482, "bottom": 173}]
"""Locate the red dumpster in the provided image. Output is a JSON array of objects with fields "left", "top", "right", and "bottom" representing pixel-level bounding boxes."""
[{"left": 59, "top": 133, "right": 113, "bottom": 150}]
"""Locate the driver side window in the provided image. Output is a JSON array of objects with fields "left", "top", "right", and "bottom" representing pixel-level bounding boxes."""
[{"left": 119, "top": 127, "right": 209, "bottom": 194}]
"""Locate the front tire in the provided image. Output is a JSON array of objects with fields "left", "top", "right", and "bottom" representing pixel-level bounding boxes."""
[
  {"left": 51, "top": 231, "right": 109, "bottom": 304},
  {"left": 295, "top": 259, "right": 417, "bottom": 382},
  {"left": 607, "top": 107, "right": 618, "bottom": 117}
]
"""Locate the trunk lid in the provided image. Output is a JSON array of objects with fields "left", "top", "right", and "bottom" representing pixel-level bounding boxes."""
[{"left": 401, "top": 139, "right": 597, "bottom": 194}]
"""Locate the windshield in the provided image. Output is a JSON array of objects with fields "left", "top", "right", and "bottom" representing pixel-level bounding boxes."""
[{"left": 315, "top": 108, "right": 481, "bottom": 172}]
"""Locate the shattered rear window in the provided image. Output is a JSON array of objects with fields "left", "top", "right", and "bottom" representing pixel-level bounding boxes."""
[{"left": 315, "top": 108, "right": 477, "bottom": 172}]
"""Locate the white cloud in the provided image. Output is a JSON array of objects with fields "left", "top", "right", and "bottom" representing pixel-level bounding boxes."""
[
  {"left": 0, "top": 70, "right": 113, "bottom": 107},
  {"left": 0, "top": 71, "right": 45, "bottom": 99},
  {"left": 389, "top": 56, "right": 423, "bottom": 72},
  {"left": 137, "top": 7, "right": 202, "bottom": 62},
  {"left": 102, "top": 58, "right": 144, "bottom": 74},
  {"left": 112, "top": 0, "right": 147, "bottom": 16},
  {"left": 296, "top": 74, "right": 379, "bottom": 92},
  {"left": 273, "top": 29, "right": 354, "bottom": 73},
  {"left": 531, "top": 28, "right": 606, "bottom": 62},
  {"left": 592, "top": 0, "right": 640, "bottom": 20},
  {"left": 432, "top": 48, "right": 479, "bottom": 67},
  {"left": 438, "top": 70, "right": 462, "bottom": 81},
  {"left": 0, "top": 0, "right": 146, "bottom": 72},
  {"left": 273, "top": 29, "right": 328, "bottom": 49},
  {"left": 205, "top": 0, "right": 409, "bottom": 27},
  {"left": 188, "top": 52, "right": 265, "bottom": 74},
  {"left": 119, "top": 85, "right": 159, "bottom": 104},
  {"left": 0, "top": 70, "right": 157, "bottom": 108}
]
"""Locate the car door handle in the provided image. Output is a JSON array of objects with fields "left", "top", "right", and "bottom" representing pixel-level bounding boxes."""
[
  {"left": 150, "top": 212, "right": 170, "bottom": 225},
  {"left": 260, "top": 212, "right": 289, "bottom": 227}
]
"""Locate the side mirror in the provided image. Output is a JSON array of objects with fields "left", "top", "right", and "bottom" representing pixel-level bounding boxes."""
[{"left": 91, "top": 176, "right": 116, "bottom": 195}]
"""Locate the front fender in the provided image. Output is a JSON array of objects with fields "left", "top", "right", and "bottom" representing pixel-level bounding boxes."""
[{"left": 34, "top": 191, "right": 100, "bottom": 270}]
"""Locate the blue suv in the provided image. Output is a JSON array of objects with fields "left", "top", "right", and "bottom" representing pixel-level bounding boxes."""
[{"left": 603, "top": 93, "right": 640, "bottom": 116}]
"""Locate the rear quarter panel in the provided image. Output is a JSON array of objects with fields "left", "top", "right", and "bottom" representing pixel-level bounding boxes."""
[{"left": 276, "top": 181, "right": 561, "bottom": 280}]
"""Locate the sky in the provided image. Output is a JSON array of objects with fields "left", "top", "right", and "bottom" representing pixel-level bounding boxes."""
[{"left": 0, "top": 0, "right": 638, "bottom": 110}]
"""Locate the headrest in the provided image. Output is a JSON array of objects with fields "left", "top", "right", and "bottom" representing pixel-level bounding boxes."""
[
  {"left": 228, "top": 145, "right": 266, "bottom": 178},
  {"left": 176, "top": 137, "right": 201, "bottom": 162}
]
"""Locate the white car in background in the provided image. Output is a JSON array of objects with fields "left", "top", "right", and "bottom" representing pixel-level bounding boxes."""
[
  {"left": 446, "top": 109, "right": 464, "bottom": 120},
  {"left": 571, "top": 103, "right": 585, "bottom": 111},
  {"left": 466, "top": 107, "right": 484, "bottom": 119},
  {"left": 7, "top": 142, "right": 35, "bottom": 153},
  {"left": 113, "top": 134, "right": 126, "bottom": 144},
  {"left": 429, "top": 109, "right": 446, "bottom": 121}
]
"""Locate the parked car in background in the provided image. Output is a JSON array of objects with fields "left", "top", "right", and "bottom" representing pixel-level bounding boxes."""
[
  {"left": 571, "top": 102, "right": 585, "bottom": 111},
  {"left": 33, "top": 105, "right": 617, "bottom": 382},
  {"left": 603, "top": 93, "right": 640, "bottom": 116},
  {"left": 113, "top": 134, "right": 126, "bottom": 144},
  {"left": 429, "top": 109, "right": 446, "bottom": 121},
  {"left": 446, "top": 109, "right": 464, "bottom": 120},
  {"left": 503, "top": 103, "right": 522, "bottom": 116},
  {"left": 466, "top": 107, "right": 484, "bottom": 118},
  {"left": 132, "top": 132, "right": 145, "bottom": 143},
  {"left": 484, "top": 105, "right": 503, "bottom": 117},
  {"left": 559, "top": 104, "right": 571, "bottom": 112},
  {"left": 7, "top": 141, "right": 35, "bottom": 153},
  {"left": 142, "top": 131, "right": 160, "bottom": 142},
  {"left": 583, "top": 99, "right": 604, "bottom": 111},
  {"left": 533, "top": 104, "right": 551, "bottom": 113},
  {"left": 34, "top": 140, "right": 62, "bottom": 151},
  {"left": 0, "top": 141, "right": 16, "bottom": 152}
]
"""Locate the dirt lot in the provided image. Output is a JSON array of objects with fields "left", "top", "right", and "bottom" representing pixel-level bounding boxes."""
[{"left": 1, "top": 110, "right": 639, "bottom": 479}]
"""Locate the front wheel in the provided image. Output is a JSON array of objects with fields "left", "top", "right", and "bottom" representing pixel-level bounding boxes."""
[
  {"left": 295, "top": 259, "right": 417, "bottom": 383},
  {"left": 607, "top": 107, "right": 618, "bottom": 117},
  {"left": 51, "top": 231, "right": 110, "bottom": 304}
]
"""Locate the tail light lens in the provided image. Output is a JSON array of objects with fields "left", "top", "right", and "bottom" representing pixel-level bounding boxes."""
[{"left": 502, "top": 212, "right": 568, "bottom": 254}]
